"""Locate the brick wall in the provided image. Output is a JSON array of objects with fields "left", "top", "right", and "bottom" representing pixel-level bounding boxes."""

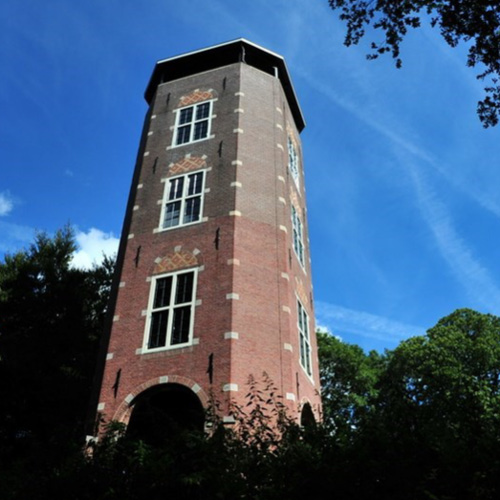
[{"left": 94, "top": 59, "right": 321, "bottom": 431}]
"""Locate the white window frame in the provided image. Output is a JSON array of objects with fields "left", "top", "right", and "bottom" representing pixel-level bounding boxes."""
[
  {"left": 172, "top": 100, "right": 213, "bottom": 147},
  {"left": 297, "top": 299, "right": 313, "bottom": 378},
  {"left": 143, "top": 269, "right": 198, "bottom": 352},
  {"left": 159, "top": 170, "right": 206, "bottom": 231},
  {"left": 291, "top": 204, "right": 305, "bottom": 268},
  {"left": 288, "top": 136, "right": 299, "bottom": 188}
]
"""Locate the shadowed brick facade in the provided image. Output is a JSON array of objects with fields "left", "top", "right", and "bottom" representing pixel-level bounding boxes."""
[{"left": 93, "top": 39, "right": 321, "bottom": 430}]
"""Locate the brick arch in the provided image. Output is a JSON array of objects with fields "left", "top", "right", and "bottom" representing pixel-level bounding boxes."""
[
  {"left": 168, "top": 155, "right": 207, "bottom": 176},
  {"left": 299, "top": 397, "right": 318, "bottom": 426},
  {"left": 177, "top": 88, "right": 217, "bottom": 108},
  {"left": 152, "top": 247, "right": 202, "bottom": 274},
  {"left": 113, "top": 375, "right": 210, "bottom": 424}
]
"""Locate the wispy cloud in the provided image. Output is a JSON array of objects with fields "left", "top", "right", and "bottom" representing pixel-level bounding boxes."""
[
  {"left": 0, "top": 220, "right": 34, "bottom": 255},
  {"left": 296, "top": 37, "right": 500, "bottom": 312},
  {"left": 316, "top": 301, "right": 425, "bottom": 344},
  {"left": 71, "top": 227, "right": 119, "bottom": 270},
  {"left": 408, "top": 163, "right": 500, "bottom": 311},
  {"left": 0, "top": 191, "right": 14, "bottom": 216}
]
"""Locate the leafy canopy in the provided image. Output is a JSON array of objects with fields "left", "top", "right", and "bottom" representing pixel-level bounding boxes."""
[
  {"left": 0, "top": 227, "right": 114, "bottom": 453},
  {"left": 328, "top": 0, "right": 500, "bottom": 127}
]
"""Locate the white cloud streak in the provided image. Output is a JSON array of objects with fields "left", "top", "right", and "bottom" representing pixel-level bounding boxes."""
[
  {"left": 0, "top": 221, "right": 34, "bottom": 254},
  {"left": 296, "top": 46, "right": 500, "bottom": 312},
  {"left": 408, "top": 164, "right": 500, "bottom": 311},
  {"left": 315, "top": 301, "right": 425, "bottom": 344},
  {"left": 0, "top": 191, "right": 14, "bottom": 216}
]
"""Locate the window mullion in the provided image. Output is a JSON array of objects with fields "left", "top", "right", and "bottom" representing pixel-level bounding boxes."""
[{"left": 165, "top": 274, "right": 177, "bottom": 347}]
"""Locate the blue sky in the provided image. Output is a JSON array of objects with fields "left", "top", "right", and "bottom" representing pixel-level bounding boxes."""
[{"left": 2, "top": 0, "right": 500, "bottom": 352}]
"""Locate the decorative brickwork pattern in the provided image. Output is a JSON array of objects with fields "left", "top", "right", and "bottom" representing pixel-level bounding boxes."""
[
  {"left": 153, "top": 250, "right": 199, "bottom": 274},
  {"left": 178, "top": 89, "right": 215, "bottom": 107},
  {"left": 290, "top": 186, "right": 300, "bottom": 208},
  {"left": 168, "top": 155, "right": 207, "bottom": 176},
  {"left": 286, "top": 123, "right": 297, "bottom": 142},
  {"left": 295, "top": 277, "right": 309, "bottom": 308}
]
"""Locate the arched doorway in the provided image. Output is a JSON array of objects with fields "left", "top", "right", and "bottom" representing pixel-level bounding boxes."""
[
  {"left": 126, "top": 383, "right": 204, "bottom": 445},
  {"left": 300, "top": 402, "right": 316, "bottom": 428}
]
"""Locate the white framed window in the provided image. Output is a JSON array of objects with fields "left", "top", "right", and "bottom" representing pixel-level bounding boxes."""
[
  {"left": 288, "top": 136, "right": 299, "bottom": 187},
  {"left": 160, "top": 171, "right": 205, "bottom": 230},
  {"left": 173, "top": 101, "right": 213, "bottom": 146},
  {"left": 291, "top": 204, "right": 305, "bottom": 267},
  {"left": 297, "top": 299, "right": 312, "bottom": 377},
  {"left": 144, "top": 269, "right": 198, "bottom": 351}
]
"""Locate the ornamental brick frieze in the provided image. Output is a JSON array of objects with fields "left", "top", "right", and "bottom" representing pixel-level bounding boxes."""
[
  {"left": 168, "top": 155, "right": 207, "bottom": 176},
  {"left": 153, "top": 249, "right": 199, "bottom": 274},
  {"left": 177, "top": 88, "right": 216, "bottom": 108}
]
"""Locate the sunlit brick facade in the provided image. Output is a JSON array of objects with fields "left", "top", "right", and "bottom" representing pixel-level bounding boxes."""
[{"left": 92, "top": 39, "right": 321, "bottom": 434}]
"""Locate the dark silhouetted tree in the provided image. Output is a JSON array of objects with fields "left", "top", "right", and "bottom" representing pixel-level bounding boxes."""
[
  {"left": 328, "top": 0, "right": 500, "bottom": 127},
  {"left": 0, "top": 227, "right": 114, "bottom": 496}
]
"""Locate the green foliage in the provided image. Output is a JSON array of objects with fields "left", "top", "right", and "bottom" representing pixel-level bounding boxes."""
[
  {"left": 328, "top": 0, "right": 500, "bottom": 127},
  {"left": 7, "top": 376, "right": 339, "bottom": 500},
  {"left": 0, "top": 226, "right": 114, "bottom": 496},
  {"left": 318, "top": 310, "right": 500, "bottom": 498},
  {"left": 317, "top": 331, "right": 383, "bottom": 438},
  {"left": 2, "top": 231, "right": 500, "bottom": 500},
  {"left": 371, "top": 308, "right": 500, "bottom": 498}
]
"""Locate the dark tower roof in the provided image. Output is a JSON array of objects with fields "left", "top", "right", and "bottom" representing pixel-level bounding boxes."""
[{"left": 144, "top": 38, "right": 305, "bottom": 132}]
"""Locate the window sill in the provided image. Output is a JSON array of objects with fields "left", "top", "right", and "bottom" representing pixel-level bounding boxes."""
[
  {"left": 167, "top": 134, "right": 215, "bottom": 150},
  {"left": 153, "top": 218, "right": 206, "bottom": 234},
  {"left": 137, "top": 343, "right": 195, "bottom": 358}
]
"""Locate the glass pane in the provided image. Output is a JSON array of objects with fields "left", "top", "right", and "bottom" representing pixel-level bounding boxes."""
[
  {"left": 171, "top": 306, "right": 191, "bottom": 345},
  {"left": 148, "top": 310, "right": 168, "bottom": 349},
  {"left": 298, "top": 302, "right": 304, "bottom": 330},
  {"left": 300, "top": 335, "right": 306, "bottom": 366},
  {"left": 184, "top": 196, "right": 201, "bottom": 223},
  {"left": 187, "top": 172, "right": 203, "bottom": 195},
  {"left": 176, "top": 125, "right": 191, "bottom": 145},
  {"left": 153, "top": 276, "right": 172, "bottom": 308},
  {"left": 195, "top": 102, "right": 210, "bottom": 120},
  {"left": 193, "top": 120, "right": 208, "bottom": 140},
  {"left": 168, "top": 177, "right": 184, "bottom": 200},
  {"left": 163, "top": 201, "right": 181, "bottom": 228},
  {"left": 175, "top": 272, "right": 194, "bottom": 304},
  {"left": 303, "top": 312, "right": 309, "bottom": 338},
  {"left": 179, "top": 107, "right": 193, "bottom": 125},
  {"left": 306, "top": 344, "right": 312, "bottom": 375},
  {"left": 293, "top": 230, "right": 299, "bottom": 253}
]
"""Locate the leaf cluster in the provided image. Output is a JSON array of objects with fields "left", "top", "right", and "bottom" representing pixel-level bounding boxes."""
[
  {"left": 328, "top": 0, "right": 500, "bottom": 126},
  {"left": 319, "top": 308, "right": 500, "bottom": 499},
  {"left": 0, "top": 226, "right": 114, "bottom": 492}
]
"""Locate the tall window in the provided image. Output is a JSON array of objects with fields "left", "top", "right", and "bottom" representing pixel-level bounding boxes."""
[
  {"left": 291, "top": 204, "right": 305, "bottom": 267},
  {"left": 288, "top": 136, "right": 299, "bottom": 187},
  {"left": 174, "top": 101, "right": 212, "bottom": 146},
  {"left": 145, "top": 270, "right": 197, "bottom": 351},
  {"left": 297, "top": 300, "right": 312, "bottom": 377},
  {"left": 161, "top": 171, "right": 205, "bottom": 230}
]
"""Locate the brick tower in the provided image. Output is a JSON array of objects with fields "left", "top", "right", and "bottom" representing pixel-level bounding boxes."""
[{"left": 94, "top": 39, "right": 321, "bottom": 438}]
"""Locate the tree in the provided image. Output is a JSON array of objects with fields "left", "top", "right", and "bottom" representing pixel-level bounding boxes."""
[
  {"left": 368, "top": 308, "right": 500, "bottom": 498},
  {"left": 0, "top": 227, "right": 114, "bottom": 480},
  {"left": 317, "top": 332, "right": 383, "bottom": 439},
  {"left": 328, "top": 0, "right": 500, "bottom": 127}
]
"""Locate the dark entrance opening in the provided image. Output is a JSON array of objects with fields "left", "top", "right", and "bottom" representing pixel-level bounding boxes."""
[
  {"left": 300, "top": 402, "right": 316, "bottom": 428},
  {"left": 127, "top": 383, "right": 204, "bottom": 445}
]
